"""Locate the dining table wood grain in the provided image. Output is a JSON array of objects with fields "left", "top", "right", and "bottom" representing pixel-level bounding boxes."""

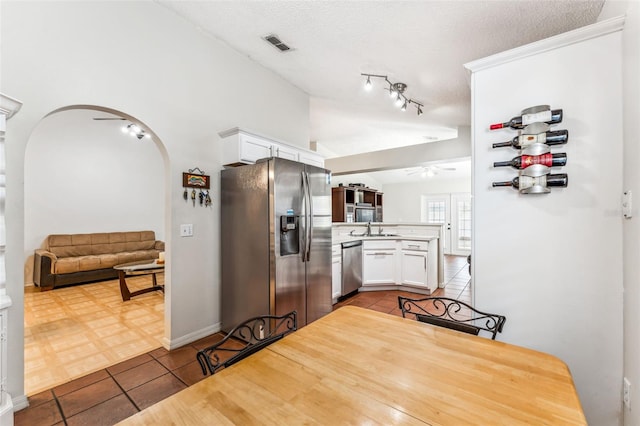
[{"left": 118, "top": 305, "right": 586, "bottom": 425}]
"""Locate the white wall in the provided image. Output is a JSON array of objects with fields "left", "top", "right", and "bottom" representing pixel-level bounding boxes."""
[
  {"left": 620, "top": 4, "right": 640, "bottom": 425},
  {"left": 2, "top": 1, "right": 309, "bottom": 404},
  {"left": 24, "top": 109, "right": 165, "bottom": 284},
  {"left": 332, "top": 175, "right": 382, "bottom": 189},
  {"left": 467, "top": 20, "right": 624, "bottom": 425},
  {"left": 597, "top": 1, "right": 640, "bottom": 425},
  {"left": 326, "top": 126, "right": 470, "bottom": 174},
  {"left": 382, "top": 178, "right": 470, "bottom": 223}
]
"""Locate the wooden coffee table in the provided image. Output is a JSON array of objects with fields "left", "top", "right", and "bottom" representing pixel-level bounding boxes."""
[{"left": 113, "top": 260, "right": 165, "bottom": 301}]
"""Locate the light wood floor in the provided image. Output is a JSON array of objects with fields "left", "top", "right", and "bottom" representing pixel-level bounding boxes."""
[{"left": 24, "top": 274, "right": 165, "bottom": 396}]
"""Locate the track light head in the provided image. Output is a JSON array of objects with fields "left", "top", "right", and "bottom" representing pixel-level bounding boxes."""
[
  {"left": 122, "top": 123, "right": 150, "bottom": 140},
  {"left": 364, "top": 76, "right": 372, "bottom": 91}
]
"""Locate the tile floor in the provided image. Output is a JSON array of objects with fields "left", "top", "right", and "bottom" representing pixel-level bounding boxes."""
[
  {"left": 17, "top": 255, "right": 470, "bottom": 425},
  {"left": 24, "top": 274, "right": 165, "bottom": 396}
]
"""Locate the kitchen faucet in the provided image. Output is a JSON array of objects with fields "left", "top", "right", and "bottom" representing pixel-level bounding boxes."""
[{"left": 366, "top": 221, "right": 371, "bottom": 237}]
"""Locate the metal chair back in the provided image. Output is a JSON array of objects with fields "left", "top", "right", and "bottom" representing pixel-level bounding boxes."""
[
  {"left": 398, "top": 296, "right": 505, "bottom": 340},
  {"left": 196, "top": 310, "right": 297, "bottom": 375}
]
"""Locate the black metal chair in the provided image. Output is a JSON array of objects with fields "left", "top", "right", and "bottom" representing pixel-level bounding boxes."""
[
  {"left": 196, "top": 310, "right": 297, "bottom": 376},
  {"left": 398, "top": 296, "right": 506, "bottom": 340}
]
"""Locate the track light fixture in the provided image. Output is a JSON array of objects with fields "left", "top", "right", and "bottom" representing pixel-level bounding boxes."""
[
  {"left": 361, "top": 73, "right": 424, "bottom": 116},
  {"left": 121, "top": 123, "right": 151, "bottom": 140}
]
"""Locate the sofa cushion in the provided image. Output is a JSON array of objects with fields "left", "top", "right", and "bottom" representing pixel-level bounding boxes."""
[
  {"left": 47, "top": 231, "right": 158, "bottom": 258},
  {"left": 99, "top": 253, "right": 120, "bottom": 269},
  {"left": 53, "top": 251, "right": 159, "bottom": 274}
]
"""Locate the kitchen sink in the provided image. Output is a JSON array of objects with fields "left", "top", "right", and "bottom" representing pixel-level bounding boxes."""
[{"left": 374, "top": 233, "right": 399, "bottom": 237}]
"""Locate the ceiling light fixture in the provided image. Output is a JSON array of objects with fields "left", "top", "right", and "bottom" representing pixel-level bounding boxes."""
[
  {"left": 361, "top": 73, "right": 424, "bottom": 116},
  {"left": 122, "top": 123, "right": 151, "bottom": 140}
]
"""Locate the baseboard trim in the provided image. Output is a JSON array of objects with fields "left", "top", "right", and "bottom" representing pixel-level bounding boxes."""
[
  {"left": 162, "top": 322, "right": 221, "bottom": 350},
  {"left": 12, "top": 393, "right": 28, "bottom": 411}
]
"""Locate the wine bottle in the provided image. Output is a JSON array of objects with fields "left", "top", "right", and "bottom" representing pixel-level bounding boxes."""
[
  {"left": 492, "top": 129, "right": 569, "bottom": 149},
  {"left": 490, "top": 108, "right": 563, "bottom": 130},
  {"left": 493, "top": 152, "right": 567, "bottom": 169},
  {"left": 492, "top": 173, "right": 568, "bottom": 190}
]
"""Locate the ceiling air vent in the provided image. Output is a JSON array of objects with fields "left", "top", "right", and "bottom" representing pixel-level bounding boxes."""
[{"left": 263, "top": 34, "right": 291, "bottom": 52}]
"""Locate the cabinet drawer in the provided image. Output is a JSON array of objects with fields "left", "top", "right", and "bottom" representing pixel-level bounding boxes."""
[
  {"left": 332, "top": 245, "right": 342, "bottom": 257},
  {"left": 401, "top": 241, "right": 429, "bottom": 251},
  {"left": 363, "top": 240, "right": 397, "bottom": 250}
]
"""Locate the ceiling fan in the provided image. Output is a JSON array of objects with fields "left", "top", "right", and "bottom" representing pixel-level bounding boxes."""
[{"left": 406, "top": 165, "right": 456, "bottom": 177}]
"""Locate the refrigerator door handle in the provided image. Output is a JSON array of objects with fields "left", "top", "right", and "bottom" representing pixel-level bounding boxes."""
[
  {"left": 301, "top": 171, "right": 309, "bottom": 263},
  {"left": 305, "top": 171, "right": 313, "bottom": 262}
]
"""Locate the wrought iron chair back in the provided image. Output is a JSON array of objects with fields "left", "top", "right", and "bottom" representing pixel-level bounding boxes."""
[
  {"left": 398, "top": 296, "right": 506, "bottom": 340},
  {"left": 196, "top": 310, "right": 297, "bottom": 376}
]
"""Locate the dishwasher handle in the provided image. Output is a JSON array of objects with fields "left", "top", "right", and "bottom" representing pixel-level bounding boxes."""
[{"left": 342, "top": 240, "right": 363, "bottom": 249}]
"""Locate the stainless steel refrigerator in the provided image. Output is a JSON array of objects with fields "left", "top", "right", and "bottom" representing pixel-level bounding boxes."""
[{"left": 221, "top": 157, "right": 332, "bottom": 331}]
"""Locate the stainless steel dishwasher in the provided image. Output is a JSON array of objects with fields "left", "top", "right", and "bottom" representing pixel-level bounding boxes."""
[{"left": 341, "top": 240, "right": 363, "bottom": 296}]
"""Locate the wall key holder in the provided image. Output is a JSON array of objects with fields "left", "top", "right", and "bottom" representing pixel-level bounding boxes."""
[{"left": 182, "top": 167, "right": 212, "bottom": 207}]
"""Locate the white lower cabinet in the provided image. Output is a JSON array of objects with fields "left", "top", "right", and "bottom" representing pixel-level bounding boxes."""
[
  {"left": 359, "top": 239, "right": 437, "bottom": 292},
  {"left": 362, "top": 240, "right": 397, "bottom": 286},
  {"left": 332, "top": 245, "right": 342, "bottom": 301},
  {"left": 401, "top": 251, "right": 429, "bottom": 288}
]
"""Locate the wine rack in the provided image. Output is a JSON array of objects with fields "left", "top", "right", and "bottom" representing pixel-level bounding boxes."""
[{"left": 490, "top": 105, "right": 568, "bottom": 194}]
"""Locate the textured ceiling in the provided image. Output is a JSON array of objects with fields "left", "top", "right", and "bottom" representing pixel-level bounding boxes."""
[{"left": 156, "top": 0, "right": 604, "bottom": 173}]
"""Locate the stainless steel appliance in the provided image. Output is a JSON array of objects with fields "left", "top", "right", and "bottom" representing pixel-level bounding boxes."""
[
  {"left": 355, "top": 205, "right": 375, "bottom": 222},
  {"left": 341, "top": 240, "right": 362, "bottom": 295},
  {"left": 221, "top": 157, "right": 333, "bottom": 331}
]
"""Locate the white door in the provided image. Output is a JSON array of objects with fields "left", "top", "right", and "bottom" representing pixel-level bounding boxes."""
[
  {"left": 450, "top": 193, "right": 472, "bottom": 256},
  {"left": 421, "top": 194, "right": 451, "bottom": 254},
  {"left": 421, "top": 193, "right": 471, "bottom": 256}
]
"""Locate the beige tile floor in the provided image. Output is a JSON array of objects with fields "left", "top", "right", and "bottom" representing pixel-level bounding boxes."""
[{"left": 24, "top": 274, "right": 165, "bottom": 396}]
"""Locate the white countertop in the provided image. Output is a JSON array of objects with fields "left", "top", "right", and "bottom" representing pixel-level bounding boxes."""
[{"left": 332, "top": 235, "right": 437, "bottom": 245}]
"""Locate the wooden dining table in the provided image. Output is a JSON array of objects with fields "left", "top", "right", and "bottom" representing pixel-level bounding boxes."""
[{"left": 119, "top": 305, "right": 586, "bottom": 425}]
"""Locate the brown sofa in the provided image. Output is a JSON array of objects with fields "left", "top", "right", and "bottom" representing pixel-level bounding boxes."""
[{"left": 34, "top": 231, "right": 164, "bottom": 290}]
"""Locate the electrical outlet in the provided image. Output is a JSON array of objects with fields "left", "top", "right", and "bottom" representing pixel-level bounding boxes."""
[
  {"left": 180, "top": 224, "right": 193, "bottom": 237},
  {"left": 624, "top": 377, "right": 631, "bottom": 407}
]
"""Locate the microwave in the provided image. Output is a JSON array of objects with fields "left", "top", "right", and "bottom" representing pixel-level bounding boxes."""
[{"left": 355, "top": 206, "right": 375, "bottom": 223}]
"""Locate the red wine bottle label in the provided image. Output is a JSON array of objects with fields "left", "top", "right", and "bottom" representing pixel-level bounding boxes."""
[
  {"left": 518, "top": 132, "right": 547, "bottom": 147},
  {"left": 522, "top": 110, "right": 552, "bottom": 126},
  {"left": 521, "top": 153, "right": 553, "bottom": 168}
]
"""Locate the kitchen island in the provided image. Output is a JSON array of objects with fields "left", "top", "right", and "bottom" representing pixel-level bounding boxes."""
[{"left": 332, "top": 223, "right": 444, "bottom": 302}]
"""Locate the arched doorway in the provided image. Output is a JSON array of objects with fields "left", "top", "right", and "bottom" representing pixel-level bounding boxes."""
[{"left": 23, "top": 105, "right": 169, "bottom": 395}]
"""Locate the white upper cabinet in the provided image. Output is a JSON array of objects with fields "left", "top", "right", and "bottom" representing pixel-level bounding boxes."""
[{"left": 219, "top": 128, "right": 324, "bottom": 168}]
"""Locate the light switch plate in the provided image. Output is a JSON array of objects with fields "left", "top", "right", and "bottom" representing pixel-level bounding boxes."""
[{"left": 180, "top": 224, "right": 193, "bottom": 237}]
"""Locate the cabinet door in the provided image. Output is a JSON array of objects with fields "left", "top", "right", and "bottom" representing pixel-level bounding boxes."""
[
  {"left": 332, "top": 256, "right": 342, "bottom": 300},
  {"left": 363, "top": 250, "right": 396, "bottom": 285},
  {"left": 273, "top": 143, "right": 299, "bottom": 162},
  {"left": 240, "top": 134, "right": 273, "bottom": 163},
  {"left": 401, "top": 250, "right": 429, "bottom": 289},
  {"left": 299, "top": 151, "right": 325, "bottom": 168}
]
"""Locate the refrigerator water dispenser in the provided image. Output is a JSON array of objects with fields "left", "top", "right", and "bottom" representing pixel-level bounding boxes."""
[{"left": 280, "top": 215, "right": 299, "bottom": 256}]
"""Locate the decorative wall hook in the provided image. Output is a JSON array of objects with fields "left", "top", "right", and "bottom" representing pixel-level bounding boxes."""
[{"left": 182, "top": 167, "right": 212, "bottom": 207}]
